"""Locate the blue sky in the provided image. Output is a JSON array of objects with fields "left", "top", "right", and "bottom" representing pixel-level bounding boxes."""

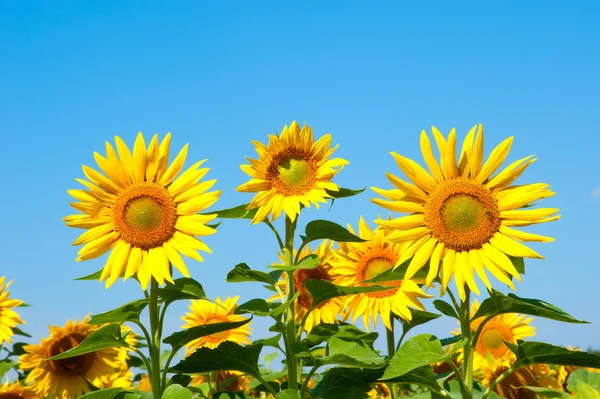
[{"left": 1, "top": 0, "right": 599, "bottom": 354}]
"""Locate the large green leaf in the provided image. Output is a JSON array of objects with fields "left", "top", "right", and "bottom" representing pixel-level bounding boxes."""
[
  {"left": 574, "top": 381, "right": 600, "bottom": 399},
  {"left": 433, "top": 300, "right": 459, "bottom": 320},
  {"left": 270, "top": 254, "right": 320, "bottom": 271},
  {"left": 304, "top": 279, "right": 393, "bottom": 313},
  {"left": 235, "top": 299, "right": 273, "bottom": 316},
  {"left": 12, "top": 326, "right": 31, "bottom": 338},
  {"left": 364, "top": 259, "right": 427, "bottom": 283},
  {"left": 0, "top": 359, "right": 14, "bottom": 380},
  {"left": 301, "top": 323, "right": 378, "bottom": 349},
  {"left": 162, "top": 384, "right": 193, "bottom": 399},
  {"left": 381, "top": 334, "right": 466, "bottom": 380},
  {"left": 170, "top": 341, "right": 262, "bottom": 377},
  {"left": 568, "top": 369, "right": 600, "bottom": 393},
  {"left": 294, "top": 337, "right": 386, "bottom": 369},
  {"left": 253, "top": 335, "right": 283, "bottom": 352},
  {"left": 303, "top": 220, "right": 366, "bottom": 244},
  {"left": 157, "top": 278, "right": 206, "bottom": 306},
  {"left": 384, "top": 365, "right": 442, "bottom": 391},
  {"left": 47, "top": 324, "right": 129, "bottom": 360},
  {"left": 75, "top": 269, "right": 103, "bottom": 281},
  {"left": 400, "top": 309, "right": 441, "bottom": 336},
  {"left": 507, "top": 340, "right": 600, "bottom": 368},
  {"left": 270, "top": 292, "right": 300, "bottom": 318},
  {"left": 275, "top": 390, "right": 301, "bottom": 399},
  {"left": 472, "top": 289, "right": 587, "bottom": 323},
  {"left": 163, "top": 318, "right": 252, "bottom": 351},
  {"left": 522, "top": 386, "right": 570, "bottom": 399},
  {"left": 227, "top": 263, "right": 277, "bottom": 286},
  {"left": 325, "top": 187, "right": 366, "bottom": 199},
  {"left": 77, "top": 388, "right": 125, "bottom": 399},
  {"left": 210, "top": 204, "right": 257, "bottom": 220},
  {"left": 90, "top": 300, "right": 148, "bottom": 325}
]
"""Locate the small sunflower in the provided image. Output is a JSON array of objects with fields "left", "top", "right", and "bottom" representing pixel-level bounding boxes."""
[
  {"left": 372, "top": 124, "right": 559, "bottom": 299},
  {"left": 329, "top": 216, "right": 431, "bottom": 331},
  {"left": 272, "top": 241, "right": 344, "bottom": 332},
  {"left": 0, "top": 381, "right": 40, "bottom": 399},
  {"left": 19, "top": 315, "right": 129, "bottom": 399},
  {"left": 236, "top": 121, "right": 348, "bottom": 224},
  {"left": 64, "top": 132, "right": 221, "bottom": 290},
  {"left": 136, "top": 374, "right": 152, "bottom": 392},
  {"left": 181, "top": 296, "right": 252, "bottom": 351},
  {"left": 0, "top": 276, "right": 25, "bottom": 345}
]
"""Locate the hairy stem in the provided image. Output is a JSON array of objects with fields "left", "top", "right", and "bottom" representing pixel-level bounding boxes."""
[
  {"left": 459, "top": 287, "right": 473, "bottom": 399},
  {"left": 149, "top": 279, "right": 163, "bottom": 399},
  {"left": 284, "top": 215, "right": 298, "bottom": 390},
  {"left": 386, "top": 317, "right": 398, "bottom": 399},
  {"left": 481, "top": 363, "right": 520, "bottom": 399}
]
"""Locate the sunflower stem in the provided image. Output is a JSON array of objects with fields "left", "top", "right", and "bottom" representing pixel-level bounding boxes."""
[
  {"left": 284, "top": 215, "right": 299, "bottom": 391},
  {"left": 386, "top": 319, "right": 398, "bottom": 399},
  {"left": 481, "top": 362, "right": 520, "bottom": 399},
  {"left": 459, "top": 287, "right": 473, "bottom": 399},
  {"left": 149, "top": 279, "right": 163, "bottom": 399}
]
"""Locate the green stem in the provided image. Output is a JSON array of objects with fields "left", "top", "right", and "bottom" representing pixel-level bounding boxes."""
[
  {"left": 386, "top": 317, "right": 398, "bottom": 399},
  {"left": 149, "top": 279, "right": 163, "bottom": 399},
  {"left": 481, "top": 362, "right": 520, "bottom": 399},
  {"left": 284, "top": 215, "right": 299, "bottom": 390},
  {"left": 445, "top": 359, "right": 467, "bottom": 398},
  {"left": 300, "top": 365, "right": 319, "bottom": 398},
  {"left": 395, "top": 330, "right": 408, "bottom": 352},
  {"left": 459, "top": 287, "right": 473, "bottom": 399},
  {"left": 264, "top": 219, "right": 284, "bottom": 250},
  {"left": 256, "top": 375, "right": 279, "bottom": 396},
  {"left": 472, "top": 314, "right": 495, "bottom": 345}
]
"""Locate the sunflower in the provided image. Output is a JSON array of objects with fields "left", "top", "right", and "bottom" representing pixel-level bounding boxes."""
[
  {"left": 0, "top": 276, "right": 25, "bottom": 345},
  {"left": 181, "top": 296, "right": 252, "bottom": 351},
  {"left": 136, "top": 374, "right": 152, "bottom": 392},
  {"left": 0, "top": 381, "right": 40, "bottom": 399},
  {"left": 64, "top": 132, "right": 221, "bottom": 290},
  {"left": 329, "top": 216, "right": 430, "bottom": 331},
  {"left": 19, "top": 315, "right": 129, "bottom": 399},
  {"left": 271, "top": 240, "right": 344, "bottom": 332},
  {"left": 372, "top": 124, "right": 559, "bottom": 300},
  {"left": 236, "top": 121, "right": 348, "bottom": 224}
]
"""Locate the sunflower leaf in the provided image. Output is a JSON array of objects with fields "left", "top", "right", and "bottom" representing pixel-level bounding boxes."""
[
  {"left": 325, "top": 187, "right": 366, "bottom": 199},
  {"left": 254, "top": 335, "right": 283, "bottom": 352},
  {"left": 163, "top": 317, "right": 252, "bottom": 351},
  {"left": 170, "top": 341, "right": 263, "bottom": 377},
  {"left": 303, "top": 220, "right": 366, "bottom": 244},
  {"left": 521, "top": 386, "right": 570, "bottom": 399},
  {"left": 12, "top": 326, "right": 31, "bottom": 338},
  {"left": 364, "top": 258, "right": 428, "bottom": 282},
  {"left": 507, "top": 340, "right": 600, "bottom": 368},
  {"left": 433, "top": 300, "right": 459, "bottom": 320},
  {"left": 294, "top": 337, "right": 386, "bottom": 369},
  {"left": 472, "top": 289, "right": 587, "bottom": 323},
  {"left": 400, "top": 309, "right": 442, "bottom": 336},
  {"left": 162, "top": 384, "right": 193, "bottom": 399},
  {"left": 269, "top": 254, "right": 320, "bottom": 271},
  {"left": 167, "top": 375, "right": 192, "bottom": 388},
  {"left": 302, "top": 323, "right": 378, "bottom": 349},
  {"left": 47, "top": 324, "right": 129, "bottom": 361},
  {"left": 381, "top": 334, "right": 467, "bottom": 380},
  {"left": 227, "top": 263, "right": 277, "bottom": 286},
  {"left": 274, "top": 390, "right": 300, "bottom": 399},
  {"left": 90, "top": 299, "right": 149, "bottom": 324},
  {"left": 157, "top": 278, "right": 206, "bottom": 306},
  {"left": 77, "top": 388, "right": 126, "bottom": 399},
  {"left": 209, "top": 204, "right": 258, "bottom": 220},
  {"left": 235, "top": 298, "right": 273, "bottom": 316},
  {"left": 567, "top": 369, "right": 600, "bottom": 393},
  {"left": 304, "top": 279, "right": 393, "bottom": 314},
  {"left": 0, "top": 359, "right": 14, "bottom": 380},
  {"left": 75, "top": 269, "right": 104, "bottom": 280}
]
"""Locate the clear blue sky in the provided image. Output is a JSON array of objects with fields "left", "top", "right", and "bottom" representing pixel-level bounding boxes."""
[{"left": 1, "top": 1, "right": 599, "bottom": 352}]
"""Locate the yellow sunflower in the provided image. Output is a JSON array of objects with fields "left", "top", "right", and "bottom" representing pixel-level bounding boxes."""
[
  {"left": 329, "top": 216, "right": 430, "bottom": 331},
  {"left": 64, "top": 132, "right": 221, "bottom": 290},
  {"left": 136, "top": 374, "right": 152, "bottom": 392},
  {"left": 181, "top": 296, "right": 252, "bottom": 351},
  {"left": 0, "top": 276, "right": 25, "bottom": 345},
  {"left": 372, "top": 124, "right": 559, "bottom": 299},
  {"left": 0, "top": 381, "right": 40, "bottom": 399},
  {"left": 236, "top": 121, "right": 348, "bottom": 224},
  {"left": 272, "top": 240, "right": 344, "bottom": 332},
  {"left": 19, "top": 315, "right": 129, "bottom": 399}
]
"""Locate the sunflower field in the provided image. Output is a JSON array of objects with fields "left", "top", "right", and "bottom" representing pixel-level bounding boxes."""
[{"left": 1, "top": 122, "right": 598, "bottom": 399}]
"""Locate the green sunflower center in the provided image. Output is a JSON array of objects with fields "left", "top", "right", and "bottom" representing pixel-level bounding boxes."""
[
  {"left": 47, "top": 333, "right": 95, "bottom": 377},
  {"left": 125, "top": 197, "right": 164, "bottom": 231},
  {"left": 363, "top": 258, "right": 394, "bottom": 281},
  {"left": 441, "top": 194, "right": 488, "bottom": 233},
  {"left": 277, "top": 156, "right": 313, "bottom": 188},
  {"left": 482, "top": 328, "right": 504, "bottom": 349}
]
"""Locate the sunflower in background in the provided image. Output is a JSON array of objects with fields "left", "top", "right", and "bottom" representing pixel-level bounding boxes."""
[
  {"left": 328, "top": 216, "right": 430, "bottom": 331},
  {"left": 19, "top": 315, "right": 131, "bottom": 399},
  {"left": 372, "top": 124, "right": 559, "bottom": 299},
  {"left": 181, "top": 296, "right": 252, "bottom": 351},
  {"left": 0, "top": 276, "right": 25, "bottom": 345},
  {"left": 0, "top": 382, "right": 40, "bottom": 399},
  {"left": 236, "top": 121, "right": 348, "bottom": 224},
  {"left": 64, "top": 132, "right": 221, "bottom": 290}
]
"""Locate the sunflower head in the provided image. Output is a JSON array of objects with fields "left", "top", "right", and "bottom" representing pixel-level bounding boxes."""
[
  {"left": 236, "top": 121, "right": 348, "bottom": 224},
  {"left": 19, "top": 315, "right": 130, "bottom": 399},
  {"left": 329, "top": 216, "right": 431, "bottom": 331},
  {"left": 0, "top": 382, "right": 40, "bottom": 399},
  {"left": 0, "top": 277, "right": 25, "bottom": 345},
  {"left": 372, "top": 124, "right": 559, "bottom": 300},
  {"left": 64, "top": 132, "right": 221, "bottom": 290},
  {"left": 181, "top": 296, "right": 252, "bottom": 351}
]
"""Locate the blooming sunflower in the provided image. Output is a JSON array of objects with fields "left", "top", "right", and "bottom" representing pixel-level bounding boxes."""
[
  {"left": 329, "top": 216, "right": 430, "bottom": 331},
  {"left": 19, "top": 315, "right": 129, "bottom": 399},
  {"left": 272, "top": 240, "right": 344, "bottom": 332},
  {"left": 236, "top": 121, "right": 348, "bottom": 224},
  {"left": 0, "top": 276, "right": 25, "bottom": 345},
  {"left": 64, "top": 132, "right": 221, "bottom": 290},
  {"left": 181, "top": 296, "right": 252, "bottom": 351},
  {"left": 0, "top": 381, "right": 40, "bottom": 399},
  {"left": 372, "top": 124, "right": 559, "bottom": 299}
]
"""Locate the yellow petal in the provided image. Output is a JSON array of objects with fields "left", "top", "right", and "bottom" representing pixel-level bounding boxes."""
[
  {"left": 375, "top": 214, "right": 425, "bottom": 230},
  {"left": 156, "top": 133, "right": 172, "bottom": 182},
  {"left": 168, "top": 161, "right": 208, "bottom": 198},
  {"left": 470, "top": 124, "right": 484, "bottom": 178},
  {"left": 440, "top": 249, "right": 456, "bottom": 295},
  {"left": 444, "top": 128, "right": 458, "bottom": 179},
  {"left": 475, "top": 136, "right": 514, "bottom": 184},
  {"left": 163, "top": 241, "right": 190, "bottom": 278},
  {"left": 500, "top": 208, "right": 559, "bottom": 220},
  {"left": 482, "top": 242, "right": 521, "bottom": 279},
  {"left": 385, "top": 172, "right": 428, "bottom": 201},
  {"left": 486, "top": 155, "right": 535, "bottom": 190},
  {"left": 420, "top": 130, "right": 444, "bottom": 182},
  {"left": 426, "top": 242, "right": 445, "bottom": 288},
  {"left": 405, "top": 236, "right": 437, "bottom": 281},
  {"left": 177, "top": 191, "right": 221, "bottom": 215},
  {"left": 114, "top": 136, "right": 135, "bottom": 180},
  {"left": 176, "top": 214, "right": 218, "bottom": 236},
  {"left": 489, "top": 233, "right": 544, "bottom": 259},
  {"left": 498, "top": 225, "right": 554, "bottom": 242},
  {"left": 159, "top": 144, "right": 189, "bottom": 185},
  {"left": 371, "top": 198, "right": 424, "bottom": 214},
  {"left": 385, "top": 227, "right": 430, "bottom": 244},
  {"left": 469, "top": 250, "right": 492, "bottom": 291},
  {"left": 146, "top": 134, "right": 160, "bottom": 182},
  {"left": 237, "top": 178, "right": 272, "bottom": 193},
  {"left": 458, "top": 125, "right": 476, "bottom": 177},
  {"left": 132, "top": 132, "right": 147, "bottom": 183},
  {"left": 124, "top": 247, "right": 142, "bottom": 280},
  {"left": 76, "top": 232, "right": 119, "bottom": 261},
  {"left": 390, "top": 152, "right": 437, "bottom": 192}
]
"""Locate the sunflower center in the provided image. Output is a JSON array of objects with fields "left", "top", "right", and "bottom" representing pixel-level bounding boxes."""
[
  {"left": 204, "top": 316, "right": 232, "bottom": 341},
  {"left": 357, "top": 249, "right": 399, "bottom": 298},
  {"left": 270, "top": 153, "right": 317, "bottom": 196},
  {"left": 493, "top": 365, "right": 537, "bottom": 399},
  {"left": 482, "top": 328, "right": 504, "bottom": 349},
  {"left": 113, "top": 182, "right": 177, "bottom": 249},
  {"left": 47, "top": 333, "right": 95, "bottom": 377},
  {"left": 476, "top": 322, "right": 515, "bottom": 358},
  {"left": 424, "top": 179, "right": 500, "bottom": 251},
  {"left": 0, "top": 394, "right": 24, "bottom": 399},
  {"left": 295, "top": 266, "right": 331, "bottom": 309}
]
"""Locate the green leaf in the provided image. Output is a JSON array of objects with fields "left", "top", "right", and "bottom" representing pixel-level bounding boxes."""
[
  {"left": 270, "top": 254, "right": 320, "bottom": 271},
  {"left": 275, "top": 390, "right": 301, "bottom": 399},
  {"left": 507, "top": 340, "right": 600, "bottom": 368},
  {"left": 304, "top": 279, "right": 393, "bottom": 314},
  {"left": 295, "top": 337, "right": 386, "bottom": 369},
  {"left": 76, "top": 388, "right": 124, "bottom": 399},
  {"left": 567, "top": 369, "right": 600, "bottom": 392},
  {"left": 12, "top": 326, "right": 31, "bottom": 338},
  {"left": 90, "top": 300, "right": 148, "bottom": 325},
  {"left": 364, "top": 258, "right": 427, "bottom": 283},
  {"left": 574, "top": 381, "right": 600, "bottom": 399},
  {"left": 75, "top": 269, "right": 104, "bottom": 281},
  {"left": 384, "top": 365, "right": 443, "bottom": 392},
  {"left": 168, "top": 374, "right": 192, "bottom": 388},
  {"left": 270, "top": 292, "right": 300, "bottom": 318},
  {"left": 235, "top": 299, "right": 273, "bottom": 316},
  {"left": 227, "top": 263, "right": 276, "bottom": 285},
  {"left": 303, "top": 220, "right": 366, "bottom": 244},
  {"left": 400, "top": 309, "right": 441, "bottom": 336},
  {"left": 163, "top": 318, "right": 252, "bottom": 351},
  {"left": 433, "top": 300, "right": 459, "bottom": 320},
  {"left": 9, "top": 342, "right": 28, "bottom": 356},
  {"left": 302, "top": 323, "right": 378, "bottom": 349},
  {"left": 170, "top": 341, "right": 262, "bottom": 377},
  {"left": 162, "top": 384, "right": 193, "bottom": 399},
  {"left": 253, "top": 381, "right": 280, "bottom": 394},
  {"left": 321, "top": 388, "right": 370, "bottom": 399},
  {"left": 0, "top": 359, "right": 14, "bottom": 379},
  {"left": 127, "top": 355, "right": 145, "bottom": 369},
  {"left": 157, "top": 278, "right": 206, "bottom": 306},
  {"left": 440, "top": 335, "right": 462, "bottom": 347},
  {"left": 473, "top": 289, "right": 588, "bottom": 324},
  {"left": 325, "top": 187, "right": 366, "bottom": 199},
  {"left": 47, "top": 324, "right": 129, "bottom": 360},
  {"left": 210, "top": 204, "right": 257, "bottom": 220},
  {"left": 262, "top": 351, "right": 280, "bottom": 367},
  {"left": 522, "top": 386, "right": 570, "bottom": 399},
  {"left": 381, "top": 334, "right": 467, "bottom": 380},
  {"left": 509, "top": 256, "right": 525, "bottom": 275}
]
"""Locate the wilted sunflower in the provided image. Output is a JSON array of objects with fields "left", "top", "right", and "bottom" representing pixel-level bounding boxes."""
[
  {"left": 236, "top": 121, "right": 348, "bottom": 224},
  {"left": 19, "top": 315, "right": 129, "bottom": 399},
  {"left": 0, "top": 276, "right": 25, "bottom": 345},
  {"left": 0, "top": 381, "right": 40, "bottom": 399},
  {"left": 272, "top": 241, "right": 344, "bottom": 332},
  {"left": 372, "top": 124, "right": 559, "bottom": 299},
  {"left": 329, "top": 216, "right": 430, "bottom": 331},
  {"left": 181, "top": 296, "right": 252, "bottom": 351},
  {"left": 64, "top": 133, "right": 221, "bottom": 290}
]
